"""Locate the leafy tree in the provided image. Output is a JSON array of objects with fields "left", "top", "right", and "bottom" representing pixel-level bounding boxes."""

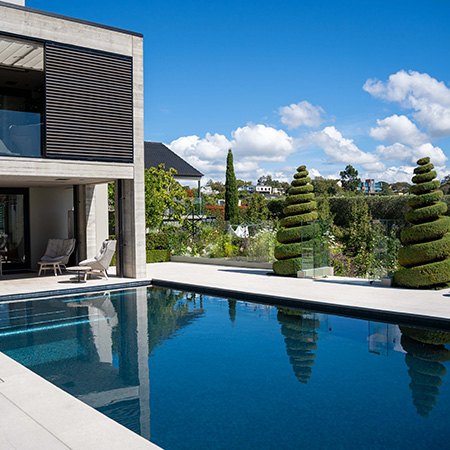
[
  {"left": 236, "top": 179, "right": 252, "bottom": 188},
  {"left": 378, "top": 181, "right": 393, "bottom": 195},
  {"left": 312, "top": 177, "right": 341, "bottom": 196},
  {"left": 144, "top": 164, "right": 188, "bottom": 229},
  {"left": 390, "top": 181, "right": 411, "bottom": 194},
  {"left": 340, "top": 165, "right": 361, "bottom": 192},
  {"left": 257, "top": 175, "right": 273, "bottom": 186},
  {"left": 208, "top": 179, "right": 225, "bottom": 193},
  {"left": 225, "top": 149, "right": 239, "bottom": 223},
  {"left": 244, "top": 193, "right": 269, "bottom": 222},
  {"left": 439, "top": 175, "right": 450, "bottom": 195}
]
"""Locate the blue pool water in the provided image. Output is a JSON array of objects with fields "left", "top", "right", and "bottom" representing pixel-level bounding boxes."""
[{"left": 0, "top": 286, "right": 449, "bottom": 449}]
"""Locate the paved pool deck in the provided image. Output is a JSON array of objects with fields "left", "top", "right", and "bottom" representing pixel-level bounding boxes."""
[
  {"left": 148, "top": 262, "right": 450, "bottom": 329},
  {"left": 1, "top": 260, "right": 450, "bottom": 449}
]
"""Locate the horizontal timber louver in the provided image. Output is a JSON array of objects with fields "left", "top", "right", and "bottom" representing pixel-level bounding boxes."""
[{"left": 45, "top": 44, "right": 133, "bottom": 162}]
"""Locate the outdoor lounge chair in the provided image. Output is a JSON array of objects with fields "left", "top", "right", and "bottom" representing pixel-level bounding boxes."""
[
  {"left": 38, "top": 238, "right": 76, "bottom": 276},
  {"left": 79, "top": 239, "right": 117, "bottom": 280}
]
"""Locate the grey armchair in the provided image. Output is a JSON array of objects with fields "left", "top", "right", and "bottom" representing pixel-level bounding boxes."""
[{"left": 38, "top": 238, "right": 76, "bottom": 276}]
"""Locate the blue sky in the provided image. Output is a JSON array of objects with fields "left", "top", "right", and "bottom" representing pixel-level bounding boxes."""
[{"left": 28, "top": 0, "right": 450, "bottom": 184}]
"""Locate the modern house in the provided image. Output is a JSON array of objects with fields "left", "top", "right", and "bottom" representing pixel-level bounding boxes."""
[{"left": 0, "top": 0, "right": 146, "bottom": 277}]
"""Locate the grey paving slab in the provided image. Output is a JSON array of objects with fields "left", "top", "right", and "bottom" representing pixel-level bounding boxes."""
[
  {"left": 147, "top": 262, "right": 450, "bottom": 326},
  {"left": 0, "top": 353, "right": 161, "bottom": 450}
]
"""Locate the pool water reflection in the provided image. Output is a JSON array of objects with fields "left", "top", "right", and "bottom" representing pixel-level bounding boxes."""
[{"left": 0, "top": 287, "right": 449, "bottom": 449}]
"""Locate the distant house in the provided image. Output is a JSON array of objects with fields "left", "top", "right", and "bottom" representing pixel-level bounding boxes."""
[
  {"left": 360, "top": 179, "right": 382, "bottom": 195},
  {"left": 256, "top": 185, "right": 272, "bottom": 195},
  {"left": 144, "top": 142, "right": 203, "bottom": 211}
]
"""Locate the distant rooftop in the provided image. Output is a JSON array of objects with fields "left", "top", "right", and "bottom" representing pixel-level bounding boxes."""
[{"left": 144, "top": 142, "right": 203, "bottom": 179}]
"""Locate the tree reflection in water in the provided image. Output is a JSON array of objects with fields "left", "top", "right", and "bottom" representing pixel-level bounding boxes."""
[
  {"left": 400, "top": 326, "right": 450, "bottom": 418},
  {"left": 277, "top": 308, "right": 319, "bottom": 384}
]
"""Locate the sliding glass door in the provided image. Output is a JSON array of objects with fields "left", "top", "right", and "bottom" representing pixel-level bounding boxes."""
[{"left": 0, "top": 189, "right": 29, "bottom": 271}]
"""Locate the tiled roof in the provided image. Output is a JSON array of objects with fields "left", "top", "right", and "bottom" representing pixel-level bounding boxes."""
[{"left": 144, "top": 142, "right": 203, "bottom": 178}]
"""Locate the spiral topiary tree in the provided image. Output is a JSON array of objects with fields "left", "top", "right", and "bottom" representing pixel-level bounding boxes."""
[
  {"left": 273, "top": 165, "right": 318, "bottom": 276},
  {"left": 400, "top": 326, "right": 450, "bottom": 418},
  {"left": 277, "top": 309, "right": 319, "bottom": 384},
  {"left": 393, "top": 157, "right": 450, "bottom": 288}
]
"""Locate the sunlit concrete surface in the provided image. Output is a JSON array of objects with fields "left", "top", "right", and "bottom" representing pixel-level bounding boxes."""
[
  {"left": 148, "top": 262, "right": 450, "bottom": 325},
  {"left": 0, "top": 353, "right": 161, "bottom": 450},
  {"left": 0, "top": 269, "right": 148, "bottom": 301}
]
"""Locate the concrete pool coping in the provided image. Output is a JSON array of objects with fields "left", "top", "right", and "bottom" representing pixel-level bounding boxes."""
[
  {"left": 148, "top": 262, "right": 450, "bottom": 330},
  {"left": 1, "top": 260, "right": 450, "bottom": 448}
]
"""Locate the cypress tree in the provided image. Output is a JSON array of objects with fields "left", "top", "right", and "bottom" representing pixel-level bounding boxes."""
[
  {"left": 224, "top": 149, "right": 239, "bottom": 223},
  {"left": 273, "top": 165, "right": 318, "bottom": 276},
  {"left": 394, "top": 157, "right": 450, "bottom": 288}
]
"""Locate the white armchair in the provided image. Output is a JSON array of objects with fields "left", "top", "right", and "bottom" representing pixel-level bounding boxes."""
[{"left": 79, "top": 239, "right": 116, "bottom": 280}]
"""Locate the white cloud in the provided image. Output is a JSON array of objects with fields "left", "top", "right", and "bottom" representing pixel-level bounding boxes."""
[
  {"left": 278, "top": 101, "right": 325, "bottom": 129},
  {"left": 376, "top": 142, "right": 447, "bottom": 166},
  {"left": 368, "top": 166, "right": 415, "bottom": 184},
  {"left": 364, "top": 70, "right": 450, "bottom": 137},
  {"left": 169, "top": 124, "right": 297, "bottom": 181},
  {"left": 232, "top": 123, "right": 297, "bottom": 161},
  {"left": 369, "top": 115, "right": 427, "bottom": 146},
  {"left": 308, "top": 126, "right": 385, "bottom": 171}
]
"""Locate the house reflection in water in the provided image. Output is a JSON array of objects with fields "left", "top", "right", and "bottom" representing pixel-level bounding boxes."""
[{"left": 0, "top": 286, "right": 204, "bottom": 440}]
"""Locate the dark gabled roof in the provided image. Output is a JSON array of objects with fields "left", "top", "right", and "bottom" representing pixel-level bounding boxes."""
[{"left": 144, "top": 142, "right": 203, "bottom": 179}]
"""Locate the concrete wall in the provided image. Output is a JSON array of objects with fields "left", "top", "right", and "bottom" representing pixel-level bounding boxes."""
[
  {"left": 0, "top": 4, "right": 146, "bottom": 278},
  {"left": 29, "top": 187, "right": 73, "bottom": 270}
]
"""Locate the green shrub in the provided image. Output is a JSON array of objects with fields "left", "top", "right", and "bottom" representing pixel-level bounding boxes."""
[
  {"left": 147, "top": 249, "right": 170, "bottom": 263},
  {"left": 273, "top": 165, "right": 318, "bottom": 276},
  {"left": 394, "top": 157, "right": 450, "bottom": 288},
  {"left": 146, "top": 232, "right": 169, "bottom": 250}
]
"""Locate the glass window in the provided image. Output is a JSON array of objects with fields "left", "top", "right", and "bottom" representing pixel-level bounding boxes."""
[{"left": 0, "top": 36, "right": 44, "bottom": 157}]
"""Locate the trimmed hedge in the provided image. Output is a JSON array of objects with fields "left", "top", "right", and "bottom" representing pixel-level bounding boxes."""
[
  {"left": 394, "top": 257, "right": 450, "bottom": 288},
  {"left": 285, "top": 192, "right": 315, "bottom": 205},
  {"left": 283, "top": 201, "right": 317, "bottom": 217},
  {"left": 398, "top": 233, "right": 450, "bottom": 267},
  {"left": 394, "top": 157, "right": 450, "bottom": 288},
  {"left": 412, "top": 170, "right": 437, "bottom": 184},
  {"left": 401, "top": 216, "right": 450, "bottom": 245},
  {"left": 279, "top": 211, "right": 318, "bottom": 228},
  {"left": 274, "top": 242, "right": 303, "bottom": 260},
  {"left": 273, "top": 257, "right": 302, "bottom": 275},
  {"left": 146, "top": 232, "right": 169, "bottom": 250},
  {"left": 405, "top": 202, "right": 447, "bottom": 224},
  {"left": 147, "top": 249, "right": 170, "bottom": 263},
  {"left": 273, "top": 165, "right": 319, "bottom": 276},
  {"left": 277, "top": 224, "right": 315, "bottom": 244},
  {"left": 408, "top": 190, "right": 443, "bottom": 209}
]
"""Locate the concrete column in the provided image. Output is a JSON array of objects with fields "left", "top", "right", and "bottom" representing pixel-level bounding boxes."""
[
  {"left": 116, "top": 34, "right": 146, "bottom": 279},
  {"left": 77, "top": 184, "right": 97, "bottom": 261}
]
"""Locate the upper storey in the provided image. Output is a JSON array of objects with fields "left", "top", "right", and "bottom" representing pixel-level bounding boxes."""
[{"left": 0, "top": 2, "right": 143, "bottom": 164}]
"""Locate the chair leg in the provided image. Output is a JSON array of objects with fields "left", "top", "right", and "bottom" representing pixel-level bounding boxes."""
[
  {"left": 38, "top": 265, "right": 42, "bottom": 276},
  {"left": 103, "top": 270, "right": 108, "bottom": 280},
  {"left": 58, "top": 264, "right": 62, "bottom": 275},
  {"left": 53, "top": 264, "right": 58, "bottom": 276}
]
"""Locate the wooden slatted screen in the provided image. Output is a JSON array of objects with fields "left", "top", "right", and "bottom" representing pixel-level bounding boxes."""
[{"left": 45, "top": 44, "right": 133, "bottom": 162}]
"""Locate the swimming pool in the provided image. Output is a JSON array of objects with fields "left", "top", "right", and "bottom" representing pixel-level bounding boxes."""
[{"left": 0, "top": 286, "right": 449, "bottom": 449}]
